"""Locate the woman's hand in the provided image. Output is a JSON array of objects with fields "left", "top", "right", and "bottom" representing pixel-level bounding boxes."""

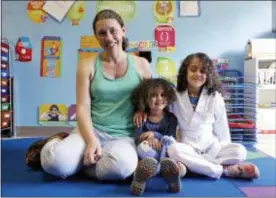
[
  {"left": 83, "top": 140, "right": 102, "bottom": 166},
  {"left": 133, "top": 110, "right": 148, "bottom": 127},
  {"left": 139, "top": 131, "right": 154, "bottom": 141}
]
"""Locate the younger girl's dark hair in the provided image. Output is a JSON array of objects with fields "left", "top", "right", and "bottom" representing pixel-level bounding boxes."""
[
  {"left": 131, "top": 78, "right": 176, "bottom": 112},
  {"left": 176, "top": 52, "right": 224, "bottom": 96},
  {"left": 92, "top": 9, "right": 129, "bottom": 51}
]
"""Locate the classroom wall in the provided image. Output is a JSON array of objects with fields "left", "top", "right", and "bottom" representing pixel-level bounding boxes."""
[{"left": 2, "top": 1, "right": 275, "bottom": 126}]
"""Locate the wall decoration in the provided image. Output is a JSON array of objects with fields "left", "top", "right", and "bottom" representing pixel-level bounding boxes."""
[
  {"left": 179, "top": 1, "right": 199, "bottom": 17},
  {"left": 40, "top": 36, "right": 62, "bottom": 78},
  {"left": 212, "top": 59, "right": 229, "bottom": 72},
  {"left": 96, "top": 0, "right": 136, "bottom": 21},
  {"left": 78, "top": 35, "right": 101, "bottom": 61},
  {"left": 128, "top": 40, "right": 158, "bottom": 51},
  {"left": 155, "top": 57, "right": 177, "bottom": 85},
  {"left": 66, "top": 1, "right": 85, "bottom": 26},
  {"left": 68, "top": 104, "right": 77, "bottom": 126},
  {"left": 153, "top": 0, "right": 174, "bottom": 23},
  {"left": 26, "top": 0, "right": 47, "bottom": 24},
  {"left": 154, "top": 25, "right": 175, "bottom": 52},
  {"left": 39, "top": 104, "right": 68, "bottom": 126},
  {"left": 42, "top": 1, "right": 75, "bottom": 22},
  {"left": 15, "top": 37, "right": 32, "bottom": 62}
]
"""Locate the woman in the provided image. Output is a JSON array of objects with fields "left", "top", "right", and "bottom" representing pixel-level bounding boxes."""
[{"left": 26, "top": 9, "right": 151, "bottom": 180}]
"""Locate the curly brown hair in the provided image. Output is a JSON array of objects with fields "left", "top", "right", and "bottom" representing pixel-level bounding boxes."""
[
  {"left": 131, "top": 78, "right": 176, "bottom": 112},
  {"left": 176, "top": 52, "right": 224, "bottom": 96}
]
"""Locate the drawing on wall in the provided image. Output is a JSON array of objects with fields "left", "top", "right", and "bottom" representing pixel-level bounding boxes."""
[
  {"left": 153, "top": 0, "right": 174, "bottom": 23},
  {"left": 42, "top": 1, "right": 75, "bottom": 22},
  {"left": 39, "top": 104, "right": 68, "bottom": 126},
  {"left": 40, "top": 36, "right": 62, "bottom": 78},
  {"left": 15, "top": 37, "right": 32, "bottom": 62},
  {"left": 66, "top": 1, "right": 85, "bottom": 26},
  {"left": 96, "top": 0, "right": 136, "bottom": 21},
  {"left": 154, "top": 25, "right": 175, "bottom": 52},
  {"left": 26, "top": 0, "right": 48, "bottom": 24},
  {"left": 78, "top": 35, "right": 102, "bottom": 61},
  {"left": 68, "top": 104, "right": 77, "bottom": 126},
  {"left": 155, "top": 57, "right": 177, "bottom": 85}
]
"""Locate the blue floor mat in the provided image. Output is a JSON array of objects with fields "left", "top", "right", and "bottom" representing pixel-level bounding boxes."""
[{"left": 1, "top": 138, "right": 275, "bottom": 197}]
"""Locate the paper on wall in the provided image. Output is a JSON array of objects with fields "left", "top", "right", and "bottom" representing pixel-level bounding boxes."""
[
  {"left": 179, "top": 1, "right": 199, "bottom": 17},
  {"left": 43, "top": 1, "right": 75, "bottom": 22}
]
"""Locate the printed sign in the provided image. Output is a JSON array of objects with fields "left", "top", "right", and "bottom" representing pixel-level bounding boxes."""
[
  {"left": 153, "top": 0, "right": 174, "bottom": 23},
  {"left": 66, "top": 1, "right": 85, "bottom": 26},
  {"left": 40, "top": 36, "right": 62, "bottom": 78},
  {"left": 68, "top": 104, "right": 77, "bottom": 126},
  {"left": 155, "top": 57, "right": 177, "bottom": 85},
  {"left": 96, "top": 0, "right": 136, "bottom": 21},
  {"left": 26, "top": 0, "right": 47, "bottom": 24},
  {"left": 15, "top": 37, "right": 32, "bottom": 62},
  {"left": 154, "top": 25, "right": 175, "bottom": 52},
  {"left": 39, "top": 104, "right": 68, "bottom": 126}
]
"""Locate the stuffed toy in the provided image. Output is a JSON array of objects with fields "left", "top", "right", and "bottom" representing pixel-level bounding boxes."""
[{"left": 137, "top": 135, "right": 176, "bottom": 161}]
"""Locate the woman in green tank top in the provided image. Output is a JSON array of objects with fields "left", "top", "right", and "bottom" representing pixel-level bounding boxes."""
[{"left": 25, "top": 9, "right": 152, "bottom": 182}]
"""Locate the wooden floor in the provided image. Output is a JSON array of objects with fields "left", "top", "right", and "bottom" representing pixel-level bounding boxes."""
[{"left": 13, "top": 126, "right": 74, "bottom": 138}]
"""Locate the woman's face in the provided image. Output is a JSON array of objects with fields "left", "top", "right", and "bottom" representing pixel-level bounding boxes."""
[
  {"left": 95, "top": 19, "right": 125, "bottom": 52},
  {"left": 187, "top": 57, "right": 207, "bottom": 90}
]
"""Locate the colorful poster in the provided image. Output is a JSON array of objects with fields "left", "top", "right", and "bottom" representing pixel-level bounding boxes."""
[
  {"left": 154, "top": 25, "right": 175, "bottom": 52},
  {"left": 40, "top": 36, "right": 62, "bottom": 78},
  {"left": 155, "top": 57, "right": 177, "bottom": 85},
  {"left": 128, "top": 40, "right": 158, "bottom": 51},
  {"left": 153, "top": 0, "right": 174, "bottom": 23},
  {"left": 68, "top": 104, "right": 77, "bottom": 126},
  {"left": 39, "top": 104, "right": 68, "bottom": 126},
  {"left": 42, "top": 1, "right": 75, "bottom": 22},
  {"left": 78, "top": 35, "right": 101, "bottom": 61},
  {"left": 26, "top": 0, "right": 47, "bottom": 24},
  {"left": 66, "top": 1, "right": 85, "bottom": 26},
  {"left": 96, "top": 1, "right": 136, "bottom": 21},
  {"left": 15, "top": 37, "right": 32, "bottom": 62}
]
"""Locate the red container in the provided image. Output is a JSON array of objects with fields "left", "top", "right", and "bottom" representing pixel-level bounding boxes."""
[{"left": 228, "top": 115, "right": 255, "bottom": 129}]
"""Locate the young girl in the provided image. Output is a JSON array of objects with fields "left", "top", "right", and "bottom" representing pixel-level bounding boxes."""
[
  {"left": 134, "top": 53, "right": 259, "bottom": 180},
  {"left": 168, "top": 52, "right": 259, "bottom": 179},
  {"left": 130, "top": 78, "right": 186, "bottom": 195}
]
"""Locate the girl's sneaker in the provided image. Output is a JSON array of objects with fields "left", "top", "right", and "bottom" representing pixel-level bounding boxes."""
[
  {"left": 160, "top": 157, "right": 182, "bottom": 193},
  {"left": 223, "top": 162, "right": 260, "bottom": 179},
  {"left": 130, "top": 157, "right": 160, "bottom": 196}
]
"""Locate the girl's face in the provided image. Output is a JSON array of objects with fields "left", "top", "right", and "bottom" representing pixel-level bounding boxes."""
[
  {"left": 50, "top": 108, "right": 58, "bottom": 115},
  {"left": 95, "top": 19, "right": 125, "bottom": 52},
  {"left": 187, "top": 57, "right": 207, "bottom": 90},
  {"left": 147, "top": 87, "right": 168, "bottom": 113}
]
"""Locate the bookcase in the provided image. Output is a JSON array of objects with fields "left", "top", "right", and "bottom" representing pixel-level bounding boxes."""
[{"left": 1, "top": 38, "right": 15, "bottom": 137}]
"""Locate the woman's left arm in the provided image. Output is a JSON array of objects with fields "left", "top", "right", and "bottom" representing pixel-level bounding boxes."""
[{"left": 213, "top": 93, "right": 231, "bottom": 143}]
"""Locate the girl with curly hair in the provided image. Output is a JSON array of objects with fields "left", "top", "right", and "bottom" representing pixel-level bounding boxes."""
[{"left": 130, "top": 78, "right": 186, "bottom": 195}]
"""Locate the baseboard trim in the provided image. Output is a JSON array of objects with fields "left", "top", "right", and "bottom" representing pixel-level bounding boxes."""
[{"left": 15, "top": 126, "right": 74, "bottom": 138}]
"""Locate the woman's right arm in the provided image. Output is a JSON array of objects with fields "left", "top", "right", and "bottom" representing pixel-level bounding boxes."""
[{"left": 76, "top": 58, "right": 97, "bottom": 146}]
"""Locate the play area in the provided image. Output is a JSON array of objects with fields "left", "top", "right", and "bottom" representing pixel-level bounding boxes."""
[
  {"left": 1, "top": 138, "right": 276, "bottom": 197},
  {"left": 1, "top": 1, "right": 275, "bottom": 197}
]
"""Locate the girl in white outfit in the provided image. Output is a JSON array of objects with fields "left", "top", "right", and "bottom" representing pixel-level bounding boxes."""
[{"left": 167, "top": 52, "right": 259, "bottom": 179}]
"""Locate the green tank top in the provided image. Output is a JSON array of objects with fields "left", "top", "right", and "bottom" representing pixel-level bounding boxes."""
[{"left": 90, "top": 54, "right": 142, "bottom": 137}]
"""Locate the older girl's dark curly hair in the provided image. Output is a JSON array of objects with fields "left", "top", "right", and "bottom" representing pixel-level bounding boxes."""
[
  {"left": 176, "top": 52, "right": 224, "bottom": 96},
  {"left": 131, "top": 78, "right": 176, "bottom": 112}
]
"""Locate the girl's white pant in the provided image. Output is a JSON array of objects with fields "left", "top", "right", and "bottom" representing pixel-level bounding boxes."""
[
  {"left": 40, "top": 127, "right": 138, "bottom": 180},
  {"left": 168, "top": 142, "right": 247, "bottom": 179}
]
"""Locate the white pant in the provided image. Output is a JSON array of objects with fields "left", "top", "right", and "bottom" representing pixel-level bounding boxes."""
[
  {"left": 167, "top": 142, "right": 247, "bottom": 179},
  {"left": 40, "top": 127, "right": 138, "bottom": 180}
]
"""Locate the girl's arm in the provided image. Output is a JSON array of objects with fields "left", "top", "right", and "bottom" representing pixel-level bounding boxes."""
[{"left": 213, "top": 93, "right": 231, "bottom": 143}]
